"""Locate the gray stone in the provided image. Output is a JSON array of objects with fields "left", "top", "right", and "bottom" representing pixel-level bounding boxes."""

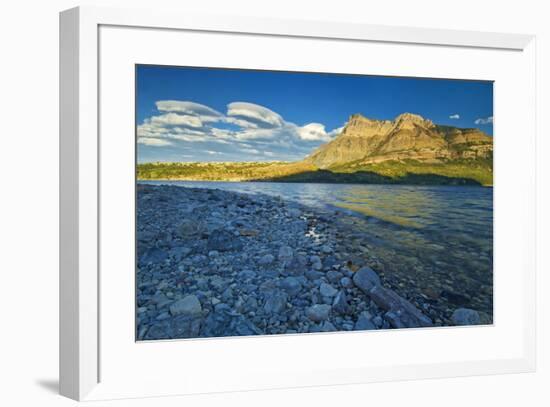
[
  {"left": 144, "top": 320, "right": 171, "bottom": 340},
  {"left": 171, "top": 314, "right": 201, "bottom": 338},
  {"left": 221, "top": 287, "right": 234, "bottom": 302},
  {"left": 451, "top": 308, "right": 481, "bottom": 326},
  {"left": 234, "top": 317, "right": 262, "bottom": 336},
  {"left": 306, "top": 304, "right": 331, "bottom": 322},
  {"left": 259, "top": 254, "right": 275, "bottom": 265},
  {"left": 284, "top": 254, "right": 308, "bottom": 274},
  {"left": 310, "top": 255, "right": 323, "bottom": 270},
  {"left": 287, "top": 208, "right": 302, "bottom": 217},
  {"left": 352, "top": 266, "right": 381, "bottom": 293},
  {"left": 168, "top": 246, "right": 192, "bottom": 260},
  {"left": 244, "top": 296, "right": 258, "bottom": 311},
  {"left": 305, "top": 269, "right": 323, "bottom": 281},
  {"left": 321, "top": 321, "right": 337, "bottom": 332},
  {"left": 237, "top": 270, "right": 256, "bottom": 281},
  {"left": 209, "top": 276, "right": 225, "bottom": 291},
  {"left": 310, "top": 255, "right": 321, "bottom": 264},
  {"left": 326, "top": 270, "right": 342, "bottom": 284},
  {"left": 137, "top": 325, "right": 148, "bottom": 340},
  {"left": 169, "top": 295, "right": 202, "bottom": 316},
  {"left": 368, "top": 285, "right": 433, "bottom": 328},
  {"left": 151, "top": 293, "right": 173, "bottom": 309},
  {"left": 207, "top": 229, "right": 243, "bottom": 252},
  {"left": 155, "top": 311, "right": 171, "bottom": 321},
  {"left": 321, "top": 244, "right": 333, "bottom": 254},
  {"left": 177, "top": 219, "right": 205, "bottom": 238},
  {"left": 278, "top": 245, "right": 294, "bottom": 262},
  {"left": 332, "top": 291, "right": 351, "bottom": 315},
  {"left": 280, "top": 277, "right": 302, "bottom": 296},
  {"left": 201, "top": 309, "right": 231, "bottom": 337},
  {"left": 354, "top": 312, "right": 377, "bottom": 330},
  {"left": 140, "top": 248, "right": 168, "bottom": 265},
  {"left": 319, "top": 283, "right": 338, "bottom": 298},
  {"left": 263, "top": 290, "right": 288, "bottom": 315},
  {"left": 340, "top": 277, "right": 354, "bottom": 288},
  {"left": 195, "top": 278, "right": 209, "bottom": 290},
  {"left": 372, "top": 315, "right": 383, "bottom": 328}
]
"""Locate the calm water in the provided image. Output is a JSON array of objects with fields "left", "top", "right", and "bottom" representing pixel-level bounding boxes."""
[{"left": 140, "top": 181, "right": 493, "bottom": 319}]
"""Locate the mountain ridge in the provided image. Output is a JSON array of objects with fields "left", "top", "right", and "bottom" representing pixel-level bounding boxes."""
[{"left": 306, "top": 112, "right": 493, "bottom": 169}]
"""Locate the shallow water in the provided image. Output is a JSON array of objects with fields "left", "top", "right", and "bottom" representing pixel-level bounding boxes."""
[{"left": 139, "top": 180, "right": 493, "bottom": 318}]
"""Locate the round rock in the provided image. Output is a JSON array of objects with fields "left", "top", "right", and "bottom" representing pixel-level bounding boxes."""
[
  {"left": 169, "top": 295, "right": 202, "bottom": 316},
  {"left": 340, "top": 277, "right": 354, "bottom": 288},
  {"left": 177, "top": 219, "right": 204, "bottom": 238},
  {"left": 280, "top": 277, "right": 302, "bottom": 296},
  {"left": 278, "top": 245, "right": 294, "bottom": 262},
  {"left": 259, "top": 254, "right": 275, "bottom": 265},
  {"left": 451, "top": 308, "right": 481, "bottom": 325},
  {"left": 352, "top": 266, "right": 381, "bottom": 293},
  {"left": 306, "top": 304, "right": 331, "bottom": 322},
  {"left": 319, "top": 283, "right": 338, "bottom": 298}
]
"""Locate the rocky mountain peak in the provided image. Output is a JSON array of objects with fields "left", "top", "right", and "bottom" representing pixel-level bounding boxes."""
[
  {"left": 306, "top": 112, "right": 492, "bottom": 169},
  {"left": 346, "top": 113, "right": 378, "bottom": 127},
  {"left": 342, "top": 114, "right": 392, "bottom": 136},
  {"left": 393, "top": 112, "right": 434, "bottom": 128}
]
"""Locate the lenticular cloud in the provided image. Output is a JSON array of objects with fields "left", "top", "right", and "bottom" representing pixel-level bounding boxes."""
[{"left": 137, "top": 100, "right": 344, "bottom": 161}]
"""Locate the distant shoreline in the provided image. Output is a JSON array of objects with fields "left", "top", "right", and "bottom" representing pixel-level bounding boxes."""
[
  {"left": 137, "top": 177, "right": 493, "bottom": 187},
  {"left": 137, "top": 159, "right": 493, "bottom": 187}
]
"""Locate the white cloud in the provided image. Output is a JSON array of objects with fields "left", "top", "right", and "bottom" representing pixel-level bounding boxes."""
[
  {"left": 328, "top": 125, "right": 344, "bottom": 138},
  {"left": 150, "top": 113, "right": 203, "bottom": 128},
  {"left": 296, "top": 123, "right": 329, "bottom": 141},
  {"left": 224, "top": 116, "right": 260, "bottom": 129},
  {"left": 138, "top": 100, "right": 343, "bottom": 160},
  {"left": 475, "top": 116, "right": 494, "bottom": 125},
  {"left": 242, "top": 147, "right": 260, "bottom": 154},
  {"left": 449, "top": 114, "right": 460, "bottom": 119},
  {"left": 137, "top": 137, "right": 173, "bottom": 146},
  {"left": 156, "top": 100, "right": 223, "bottom": 122},
  {"left": 227, "top": 102, "right": 285, "bottom": 128}
]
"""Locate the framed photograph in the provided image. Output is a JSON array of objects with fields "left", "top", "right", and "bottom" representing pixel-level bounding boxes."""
[{"left": 60, "top": 6, "right": 536, "bottom": 401}]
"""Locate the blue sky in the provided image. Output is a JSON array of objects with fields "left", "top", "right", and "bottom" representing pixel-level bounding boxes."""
[{"left": 136, "top": 65, "right": 493, "bottom": 163}]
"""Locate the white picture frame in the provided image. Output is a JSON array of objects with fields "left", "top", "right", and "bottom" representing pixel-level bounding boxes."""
[{"left": 60, "top": 5, "right": 536, "bottom": 401}]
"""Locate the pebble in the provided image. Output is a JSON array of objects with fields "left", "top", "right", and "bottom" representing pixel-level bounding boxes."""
[
  {"left": 332, "top": 291, "right": 350, "bottom": 315},
  {"left": 136, "top": 185, "right": 442, "bottom": 340},
  {"left": 321, "top": 244, "right": 333, "bottom": 254},
  {"left": 340, "top": 277, "right": 354, "bottom": 288},
  {"left": 259, "top": 254, "right": 275, "bottom": 265},
  {"left": 319, "top": 283, "right": 338, "bottom": 298},
  {"left": 451, "top": 308, "right": 481, "bottom": 325},
  {"left": 169, "top": 295, "right": 202, "bottom": 316},
  {"left": 306, "top": 304, "right": 331, "bottom": 322},
  {"left": 278, "top": 245, "right": 294, "bottom": 262},
  {"left": 352, "top": 266, "right": 381, "bottom": 293},
  {"left": 353, "top": 312, "right": 383, "bottom": 331},
  {"left": 280, "top": 277, "right": 302, "bottom": 296}
]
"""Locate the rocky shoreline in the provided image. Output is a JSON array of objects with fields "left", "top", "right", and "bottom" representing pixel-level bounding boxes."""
[{"left": 136, "top": 184, "right": 486, "bottom": 340}]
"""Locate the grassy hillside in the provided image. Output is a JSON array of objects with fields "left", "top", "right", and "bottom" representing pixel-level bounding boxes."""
[
  {"left": 137, "top": 158, "right": 492, "bottom": 186},
  {"left": 137, "top": 161, "right": 317, "bottom": 182},
  {"left": 328, "top": 158, "right": 493, "bottom": 186}
]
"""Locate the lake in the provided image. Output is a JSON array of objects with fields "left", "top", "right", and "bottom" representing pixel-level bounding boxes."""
[{"left": 139, "top": 180, "right": 493, "bottom": 320}]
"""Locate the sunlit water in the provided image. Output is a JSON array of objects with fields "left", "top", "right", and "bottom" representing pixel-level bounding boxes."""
[{"left": 140, "top": 181, "right": 493, "bottom": 319}]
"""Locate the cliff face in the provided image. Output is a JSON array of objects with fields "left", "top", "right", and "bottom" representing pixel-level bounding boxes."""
[{"left": 307, "top": 113, "right": 493, "bottom": 169}]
